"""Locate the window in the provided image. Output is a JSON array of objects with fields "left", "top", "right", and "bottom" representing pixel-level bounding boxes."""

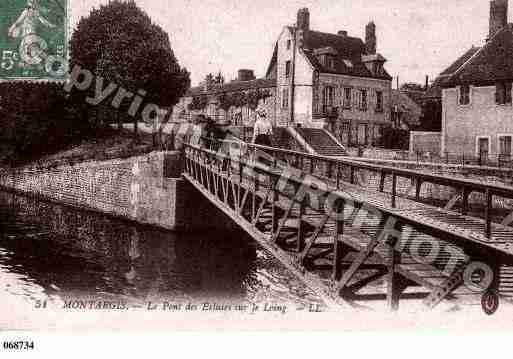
[
  {"left": 373, "top": 125, "right": 382, "bottom": 145},
  {"left": 323, "top": 86, "right": 334, "bottom": 113},
  {"left": 359, "top": 89, "right": 368, "bottom": 111},
  {"left": 340, "top": 122, "right": 350, "bottom": 144},
  {"left": 376, "top": 90, "right": 383, "bottom": 112},
  {"left": 499, "top": 135, "right": 512, "bottom": 157},
  {"left": 496, "top": 82, "right": 512, "bottom": 105},
  {"left": 344, "top": 88, "right": 352, "bottom": 109},
  {"left": 286, "top": 40, "right": 291, "bottom": 50},
  {"left": 282, "top": 88, "right": 289, "bottom": 109},
  {"left": 285, "top": 61, "right": 291, "bottom": 78},
  {"left": 358, "top": 124, "right": 368, "bottom": 145},
  {"left": 476, "top": 137, "right": 490, "bottom": 158},
  {"left": 459, "top": 85, "right": 470, "bottom": 105},
  {"left": 327, "top": 57, "right": 335, "bottom": 70}
]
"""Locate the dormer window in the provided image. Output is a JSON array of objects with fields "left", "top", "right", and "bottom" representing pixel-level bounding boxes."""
[
  {"left": 496, "top": 82, "right": 512, "bottom": 105},
  {"left": 314, "top": 47, "right": 338, "bottom": 71},
  {"left": 459, "top": 85, "right": 470, "bottom": 105}
]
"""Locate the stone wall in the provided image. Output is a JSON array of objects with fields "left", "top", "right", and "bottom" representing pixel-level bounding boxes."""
[
  {"left": 409, "top": 131, "right": 442, "bottom": 154},
  {"left": 0, "top": 152, "right": 237, "bottom": 232}
]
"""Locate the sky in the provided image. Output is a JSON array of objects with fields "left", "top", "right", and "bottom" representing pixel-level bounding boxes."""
[{"left": 71, "top": 0, "right": 499, "bottom": 87}]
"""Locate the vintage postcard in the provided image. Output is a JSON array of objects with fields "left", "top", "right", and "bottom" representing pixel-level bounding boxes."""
[{"left": 2, "top": 0, "right": 513, "bottom": 353}]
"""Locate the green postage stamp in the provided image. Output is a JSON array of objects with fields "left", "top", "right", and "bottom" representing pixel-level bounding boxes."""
[{"left": 0, "top": 0, "right": 68, "bottom": 80}]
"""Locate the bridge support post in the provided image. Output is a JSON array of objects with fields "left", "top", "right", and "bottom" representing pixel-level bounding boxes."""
[
  {"left": 485, "top": 189, "right": 493, "bottom": 238},
  {"left": 252, "top": 175, "right": 258, "bottom": 223},
  {"left": 336, "top": 164, "right": 341, "bottom": 189},
  {"left": 297, "top": 199, "right": 306, "bottom": 253},
  {"left": 391, "top": 173, "right": 397, "bottom": 209},
  {"left": 333, "top": 201, "right": 345, "bottom": 281},
  {"left": 387, "top": 241, "right": 401, "bottom": 311},
  {"left": 271, "top": 178, "right": 279, "bottom": 237},
  {"left": 326, "top": 162, "right": 333, "bottom": 179},
  {"left": 461, "top": 187, "right": 470, "bottom": 216},
  {"left": 378, "top": 171, "right": 386, "bottom": 193},
  {"left": 415, "top": 179, "right": 422, "bottom": 201}
]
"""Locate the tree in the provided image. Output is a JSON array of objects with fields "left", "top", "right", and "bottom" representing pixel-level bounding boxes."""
[
  {"left": 69, "top": 0, "right": 190, "bottom": 140},
  {"left": 214, "top": 72, "right": 225, "bottom": 85}
]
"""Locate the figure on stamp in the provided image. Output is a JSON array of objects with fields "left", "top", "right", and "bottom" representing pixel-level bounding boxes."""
[
  {"left": 8, "top": 0, "right": 55, "bottom": 39},
  {"left": 8, "top": 0, "right": 56, "bottom": 67}
]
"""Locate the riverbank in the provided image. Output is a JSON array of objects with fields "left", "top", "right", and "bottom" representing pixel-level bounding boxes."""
[
  {"left": 3, "top": 128, "right": 156, "bottom": 172},
  {"left": 0, "top": 148, "right": 237, "bottom": 233}
]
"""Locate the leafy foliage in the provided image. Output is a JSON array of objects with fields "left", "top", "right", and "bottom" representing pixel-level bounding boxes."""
[
  {"left": 218, "top": 89, "right": 271, "bottom": 111},
  {"left": 188, "top": 95, "right": 209, "bottom": 111},
  {"left": 378, "top": 126, "right": 410, "bottom": 150},
  {"left": 0, "top": 82, "right": 83, "bottom": 164},
  {"left": 69, "top": 0, "right": 190, "bottom": 130}
]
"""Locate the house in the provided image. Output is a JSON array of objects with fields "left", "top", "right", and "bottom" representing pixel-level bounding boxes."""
[
  {"left": 436, "top": 0, "right": 513, "bottom": 159},
  {"left": 171, "top": 69, "right": 277, "bottom": 126},
  {"left": 172, "top": 8, "right": 393, "bottom": 148},
  {"left": 266, "top": 8, "right": 393, "bottom": 146}
]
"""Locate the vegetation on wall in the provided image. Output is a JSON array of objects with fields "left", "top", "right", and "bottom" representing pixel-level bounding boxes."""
[
  {"left": 218, "top": 89, "right": 271, "bottom": 112},
  {"left": 188, "top": 94, "right": 209, "bottom": 111},
  {"left": 378, "top": 126, "right": 410, "bottom": 150}
]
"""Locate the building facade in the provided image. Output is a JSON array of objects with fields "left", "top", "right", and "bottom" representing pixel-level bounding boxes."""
[
  {"left": 265, "top": 8, "right": 393, "bottom": 146},
  {"left": 437, "top": 0, "right": 513, "bottom": 159},
  {"left": 171, "top": 70, "right": 277, "bottom": 126},
  {"left": 172, "top": 8, "right": 393, "bottom": 147}
]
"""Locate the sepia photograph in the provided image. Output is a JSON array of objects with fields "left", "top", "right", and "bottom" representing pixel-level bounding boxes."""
[{"left": 1, "top": 0, "right": 513, "bottom": 354}]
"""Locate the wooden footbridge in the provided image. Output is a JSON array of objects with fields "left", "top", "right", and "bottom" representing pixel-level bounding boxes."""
[{"left": 183, "top": 140, "right": 513, "bottom": 311}]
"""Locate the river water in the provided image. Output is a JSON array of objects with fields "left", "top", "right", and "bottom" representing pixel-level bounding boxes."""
[{"left": 0, "top": 191, "right": 324, "bottom": 323}]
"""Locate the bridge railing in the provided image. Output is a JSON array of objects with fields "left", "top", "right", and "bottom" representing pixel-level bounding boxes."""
[
  {"left": 183, "top": 141, "right": 513, "bottom": 305},
  {"left": 185, "top": 141, "right": 507, "bottom": 246},
  {"left": 199, "top": 137, "right": 513, "bottom": 238}
]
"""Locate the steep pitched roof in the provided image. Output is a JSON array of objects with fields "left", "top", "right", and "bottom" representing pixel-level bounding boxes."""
[
  {"left": 186, "top": 78, "right": 276, "bottom": 97},
  {"left": 265, "top": 26, "right": 392, "bottom": 81},
  {"left": 301, "top": 28, "right": 391, "bottom": 80},
  {"left": 302, "top": 29, "right": 366, "bottom": 60},
  {"left": 445, "top": 24, "right": 513, "bottom": 86},
  {"left": 429, "top": 24, "right": 513, "bottom": 91},
  {"left": 425, "top": 46, "right": 482, "bottom": 98}
]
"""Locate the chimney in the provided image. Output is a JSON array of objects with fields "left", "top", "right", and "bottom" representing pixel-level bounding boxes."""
[
  {"left": 489, "top": 0, "right": 508, "bottom": 39},
  {"left": 237, "top": 69, "right": 255, "bottom": 82},
  {"left": 338, "top": 30, "right": 348, "bottom": 37},
  {"left": 425, "top": 75, "right": 429, "bottom": 91},
  {"left": 297, "top": 8, "right": 310, "bottom": 31},
  {"left": 365, "top": 21, "right": 377, "bottom": 55}
]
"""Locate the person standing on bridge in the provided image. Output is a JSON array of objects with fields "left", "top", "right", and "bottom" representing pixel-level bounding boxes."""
[{"left": 252, "top": 107, "right": 273, "bottom": 147}]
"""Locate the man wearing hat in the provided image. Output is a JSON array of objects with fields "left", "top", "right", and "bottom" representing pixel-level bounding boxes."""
[{"left": 252, "top": 106, "right": 273, "bottom": 147}]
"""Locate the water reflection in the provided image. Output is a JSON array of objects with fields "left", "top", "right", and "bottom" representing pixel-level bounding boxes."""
[{"left": 0, "top": 191, "right": 321, "bottom": 309}]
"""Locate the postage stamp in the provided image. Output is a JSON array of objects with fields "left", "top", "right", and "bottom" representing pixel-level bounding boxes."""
[{"left": 0, "top": 0, "right": 68, "bottom": 81}]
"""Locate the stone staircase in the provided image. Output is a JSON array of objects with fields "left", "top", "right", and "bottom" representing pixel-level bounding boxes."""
[
  {"left": 294, "top": 128, "right": 346, "bottom": 157},
  {"left": 228, "top": 126, "right": 346, "bottom": 157}
]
